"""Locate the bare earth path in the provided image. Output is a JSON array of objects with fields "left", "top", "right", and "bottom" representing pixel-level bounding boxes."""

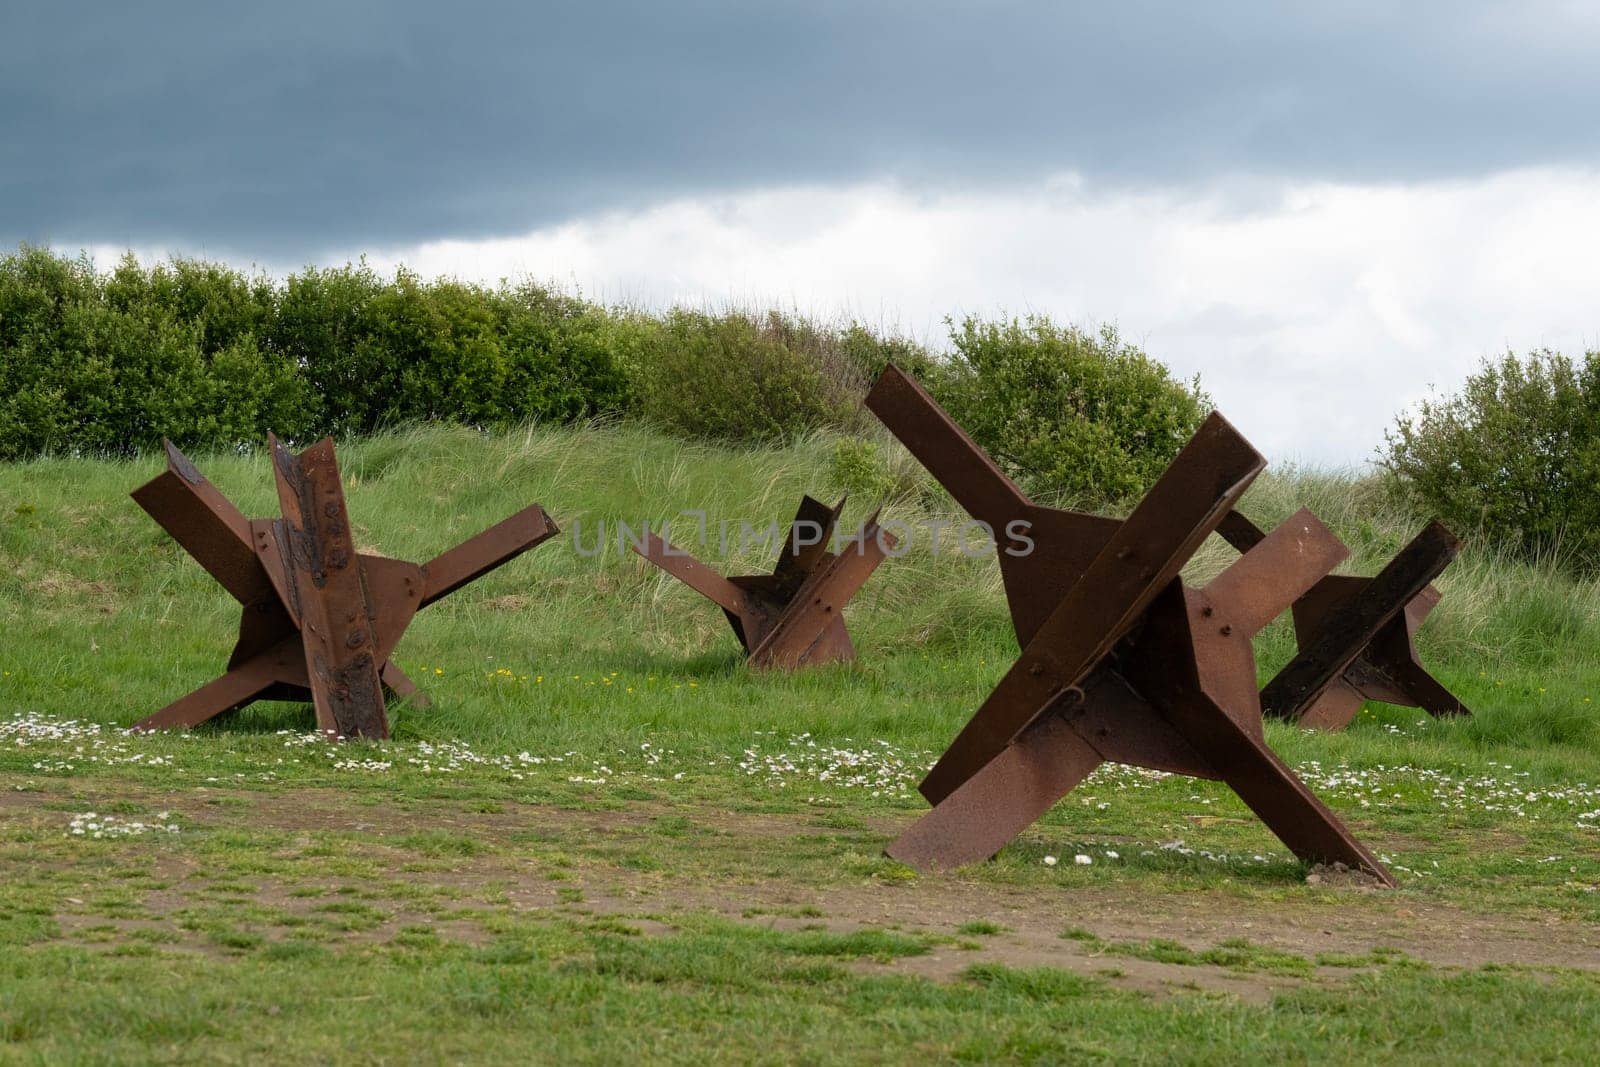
[{"left": 6, "top": 781, "right": 1595, "bottom": 1004}]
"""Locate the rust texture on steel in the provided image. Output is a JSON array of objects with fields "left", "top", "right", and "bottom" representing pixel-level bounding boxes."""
[
  {"left": 131, "top": 437, "right": 558, "bottom": 739},
  {"left": 631, "top": 495, "right": 896, "bottom": 670},
  {"left": 865, "top": 364, "right": 1396, "bottom": 885},
  {"left": 1219, "top": 512, "right": 1471, "bottom": 731}
]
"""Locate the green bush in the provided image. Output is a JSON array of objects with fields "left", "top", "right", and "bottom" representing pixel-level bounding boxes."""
[
  {"left": 494, "top": 281, "right": 636, "bottom": 423},
  {"left": 0, "top": 247, "right": 93, "bottom": 456},
  {"left": 0, "top": 247, "right": 638, "bottom": 457},
  {"left": 272, "top": 264, "right": 635, "bottom": 438},
  {"left": 836, "top": 322, "right": 937, "bottom": 383},
  {"left": 0, "top": 248, "right": 314, "bottom": 458},
  {"left": 102, "top": 252, "right": 276, "bottom": 353},
  {"left": 632, "top": 309, "right": 865, "bottom": 442},
  {"left": 827, "top": 438, "right": 901, "bottom": 503},
  {"left": 1381, "top": 349, "right": 1600, "bottom": 570},
  {"left": 269, "top": 261, "right": 390, "bottom": 438},
  {"left": 929, "top": 315, "right": 1210, "bottom": 507},
  {"left": 1, "top": 247, "right": 1204, "bottom": 482}
]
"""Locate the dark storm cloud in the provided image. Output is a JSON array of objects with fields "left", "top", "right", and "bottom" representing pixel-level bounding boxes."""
[{"left": 3, "top": 0, "right": 1596, "bottom": 254}]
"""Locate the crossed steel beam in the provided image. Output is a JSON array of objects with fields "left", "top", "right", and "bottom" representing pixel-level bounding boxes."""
[
  {"left": 866, "top": 366, "right": 1395, "bottom": 885},
  {"left": 131, "top": 436, "right": 557, "bottom": 739},
  {"left": 1219, "top": 512, "right": 1471, "bottom": 731},
  {"left": 632, "top": 496, "right": 895, "bottom": 669}
]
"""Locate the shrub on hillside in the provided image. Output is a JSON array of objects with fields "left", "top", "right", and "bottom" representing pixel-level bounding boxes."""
[
  {"left": 271, "top": 264, "right": 634, "bottom": 437},
  {"left": 836, "top": 322, "right": 937, "bottom": 383},
  {"left": 930, "top": 316, "right": 1210, "bottom": 507},
  {"left": 497, "top": 281, "right": 638, "bottom": 423},
  {"left": 633, "top": 309, "right": 865, "bottom": 442},
  {"left": 0, "top": 248, "right": 313, "bottom": 457},
  {"left": 1381, "top": 349, "right": 1600, "bottom": 570},
  {"left": 0, "top": 247, "right": 637, "bottom": 457},
  {"left": 102, "top": 251, "right": 277, "bottom": 352},
  {"left": 826, "top": 436, "right": 941, "bottom": 505}
]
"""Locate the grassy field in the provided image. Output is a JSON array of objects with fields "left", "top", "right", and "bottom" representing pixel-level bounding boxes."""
[{"left": 3, "top": 422, "right": 1600, "bottom": 1063}]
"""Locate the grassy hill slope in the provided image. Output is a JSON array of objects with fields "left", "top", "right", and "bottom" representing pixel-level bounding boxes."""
[{"left": 2, "top": 420, "right": 1597, "bottom": 760}]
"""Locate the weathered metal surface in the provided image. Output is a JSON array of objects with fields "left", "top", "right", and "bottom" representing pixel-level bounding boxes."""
[
  {"left": 1204, "top": 509, "right": 1347, "bottom": 640},
  {"left": 868, "top": 365, "right": 1394, "bottom": 884},
  {"left": 270, "top": 435, "right": 387, "bottom": 738},
  {"left": 631, "top": 495, "right": 894, "bottom": 670},
  {"left": 379, "top": 660, "right": 432, "bottom": 709},
  {"left": 131, "top": 436, "right": 557, "bottom": 739},
  {"left": 885, "top": 712, "right": 1103, "bottom": 871},
  {"left": 1059, "top": 667, "right": 1217, "bottom": 778},
  {"left": 421, "top": 504, "right": 558, "bottom": 607},
  {"left": 864, "top": 366, "right": 1033, "bottom": 527},
  {"left": 747, "top": 510, "right": 897, "bottom": 669},
  {"left": 1252, "top": 518, "right": 1469, "bottom": 729},
  {"left": 771, "top": 495, "right": 845, "bottom": 601},
  {"left": 132, "top": 636, "right": 303, "bottom": 732},
  {"left": 865, "top": 365, "right": 1119, "bottom": 645},
  {"left": 636, "top": 530, "right": 761, "bottom": 619},
  {"left": 917, "top": 409, "right": 1265, "bottom": 806},
  {"left": 1191, "top": 509, "right": 1350, "bottom": 735},
  {"left": 131, "top": 440, "right": 275, "bottom": 605},
  {"left": 1128, "top": 582, "right": 1393, "bottom": 882}
]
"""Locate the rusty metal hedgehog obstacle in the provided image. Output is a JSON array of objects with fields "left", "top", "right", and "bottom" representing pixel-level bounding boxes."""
[
  {"left": 631, "top": 495, "right": 895, "bottom": 669},
  {"left": 1218, "top": 512, "right": 1470, "bottom": 731},
  {"left": 865, "top": 365, "right": 1396, "bottom": 885},
  {"left": 131, "top": 436, "right": 557, "bottom": 740}
]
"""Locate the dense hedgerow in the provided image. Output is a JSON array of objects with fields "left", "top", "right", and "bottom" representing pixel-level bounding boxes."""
[
  {"left": 1, "top": 246, "right": 1219, "bottom": 515},
  {"left": 631, "top": 310, "right": 849, "bottom": 442},
  {"left": 0, "top": 247, "right": 635, "bottom": 458},
  {"left": 0, "top": 250, "right": 310, "bottom": 458},
  {"left": 1382, "top": 349, "right": 1600, "bottom": 572},
  {"left": 19, "top": 247, "right": 1600, "bottom": 572},
  {"left": 274, "top": 263, "right": 641, "bottom": 438}
]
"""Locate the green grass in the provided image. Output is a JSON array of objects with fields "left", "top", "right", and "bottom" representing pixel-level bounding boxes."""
[{"left": 3, "top": 422, "right": 1600, "bottom": 1063}]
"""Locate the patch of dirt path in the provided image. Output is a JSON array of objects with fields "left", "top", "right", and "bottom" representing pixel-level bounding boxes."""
[{"left": 6, "top": 780, "right": 1598, "bottom": 998}]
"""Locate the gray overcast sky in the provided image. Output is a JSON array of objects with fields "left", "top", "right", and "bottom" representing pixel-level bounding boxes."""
[
  {"left": 4, "top": 2, "right": 1599, "bottom": 463},
  {"left": 4, "top": 1, "right": 1600, "bottom": 252}
]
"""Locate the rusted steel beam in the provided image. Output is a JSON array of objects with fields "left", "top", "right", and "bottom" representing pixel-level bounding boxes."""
[
  {"left": 1131, "top": 580, "right": 1392, "bottom": 882},
  {"left": 131, "top": 436, "right": 556, "bottom": 739},
  {"left": 747, "top": 510, "right": 897, "bottom": 670},
  {"left": 635, "top": 530, "right": 760, "bottom": 618},
  {"left": 865, "top": 364, "right": 1119, "bottom": 644},
  {"left": 918, "top": 410, "right": 1264, "bottom": 806},
  {"left": 886, "top": 712, "right": 1103, "bottom": 871},
  {"left": 889, "top": 502, "right": 1392, "bottom": 881},
  {"left": 421, "top": 504, "right": 558, "bottom": 607},
  {"left": 865, "top": 367, "right": 1033, "bottom": 529},
  {"left": 269, "top": 435, "right": 388, "bottom": 739},
  {"left": 1205, "top": 510, "right": 1349, "bottom": 640},
  {"left": 770, "top": 495, "right": 845, "bottom": 601},
  {"left": 631, "top": 495, "right": 893, "bottom": 669},
  {"left": 869, "top": 365, "right": 1394, "bottom": 884},
  {"left": 378, "top": 661, "right": 432, "bottom": 708},
  {"left": 1221, "top": 511, "right": 1468, "bottom": 728},
  {"left": 134, "top": 637, "right": 303, "bottom": 732},
  {"left": 1257, "top": 519, "right": 1465, "bottom": 728},
  {"left": 131, "top": 440, "right": 274, "bottom": 605},
  {"left": 1214, "top": 508, "right": 1269, "bottom": 553}
]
